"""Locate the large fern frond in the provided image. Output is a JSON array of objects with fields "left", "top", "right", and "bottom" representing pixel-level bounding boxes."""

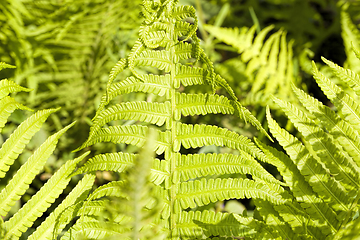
[{"left": 72, "top": 0, "right": 280, "bottom": 239}]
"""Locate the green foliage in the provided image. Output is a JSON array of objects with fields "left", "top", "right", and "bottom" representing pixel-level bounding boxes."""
[
  {"left": 0, "top": 63, "right": 94, "bottom": 239},
  {"left": 257, "top": 51, "right": 360, "bottom": 239},
  {"left": 205, "top": 23, "right": 298, "bottom": 106},
  {"left": 67, "top": 0, "right": 286, "bottom": 239},
  {"left": 0, "top": 0, "right": 142, "bottom": 153},
  {"left": 2, "top": 0, "right": 360, "bottom": 239}
]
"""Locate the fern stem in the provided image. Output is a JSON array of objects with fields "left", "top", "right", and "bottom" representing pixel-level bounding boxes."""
[{"left": 169, "top": 11, "right": 179, "bottom": 239}]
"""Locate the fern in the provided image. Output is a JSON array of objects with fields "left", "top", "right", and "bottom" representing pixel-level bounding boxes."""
[
  {"left": 204, "top": 23, "right": 299, "bottom": 106},
  {"left": 0, "top": 63, "right": 94, "bottom": 239},
  {"left": 259, "top": 45, "right": 360, "bottom": 238},
  {"left": 69, "top": 0, "right": 287, "bottom": 239},
  {"left": 0, "top": 0, "right": 143, "bottom": 155}
]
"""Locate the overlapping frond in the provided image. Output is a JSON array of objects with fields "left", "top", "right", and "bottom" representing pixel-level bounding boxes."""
[
  {"left": 28, "top": 174, "right": 95, "bottom": 240},
  {"left": 262, "top": 48, "right": 360, "bottom": 239},
  {"left": 3, "top": 152, "right": 89, "bottom": 239},
  {"left": 0, "top": 122, "right": 75, "bottom": 217},
  {"left": 0, "top": 108, "right": 58, "bottom": 178}
]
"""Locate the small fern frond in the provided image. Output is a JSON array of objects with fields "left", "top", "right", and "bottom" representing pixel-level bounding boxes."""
[
  {"left": 321, "top": 56, "right": 360, "bottom": 96},
  {"left": 175, "top": 93, "right": 233, "bottom": 119},
  {"left": 341, "top": 9, "right": 360, "bottom": 73},
  {"left": 0, "top": 78, "right": 31, "bottom": 99},
  {"left": 74, "top": 153, "right": 169, "bottom": 186},
  {"left": 177, "top": 178, "right": 286, "bottom": 209},
  {"left": 0, "top": 96, "right": 32, "bottom": 132},
  {"left": 175, "top": 152, "right": 281, "bottom": 185},
  {"left": 312, "top": 61, "right": 360, "bottom": 133},
  {"left": 80, "top": 125, "right": 170, "bottom": 155},
  {"left": 266, "top": 108, "right": 342, "bottom": 235},
  {"left": 174, "top": 123, "right": 266, "bottom": 162},
  {"left": 91, "top": 101, "right": 171, "bottom": 138},
  {"left": 176, "top": 211, "right": 257, "bottom": 239},
  {"left": 0, "top": 62, "right": 16, "bottom": 71}
]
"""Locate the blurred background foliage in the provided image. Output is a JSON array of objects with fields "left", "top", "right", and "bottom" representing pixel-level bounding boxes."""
[{"left": 1, "top": 0, "right": 360, "bottom": 237}]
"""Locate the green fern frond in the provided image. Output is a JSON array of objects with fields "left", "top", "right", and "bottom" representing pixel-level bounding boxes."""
[
  {"left": 312, "top": 61, "right": 360, "bottom": 133},
  {"left": 74, "top": 153, "right": 169, "bottom": 186},
  {"left": 175, "top": 152, "right": 280, "bottom": 185},
  {"left": 0, "top": 96, "right": 32, "bottom": 132},
  {"left": 205, "top": 22, "right": 297, "bottom": 108},
  {"left": 86, "top": 181, "right": 127, "bottom": 201},
  {"left": 176, "top": 211, "right": 256, "bottom": 239},
  {"left": 0, "top": 122, "right": 76, "bottom": 217},
  {"left": 28, "top": 174, "right": 95, "bottom": 240},
  {"left": 266, "top": 108, "right": 341, "bottom": 235},
  {"left": 80, "top": 125, "right": 170, "bottom": 155},
  {"left": 3, "top": 152, "right": 90, "bottom": 239},
  {"left": 0, "top": 78, "right": 31, "bottom": 99},
  {"left": 292, "top": 83, "right": 360, "bottom": 166},
  {"left": 0, "top": 108, "right": 59, "bottom": 178},
  {"left": 272, "top": 95, "right": 360, "bottom": 190},
  {"left": 174, "top": 123, "right": 266, "bottom": 162},
  {"left": 321, "top": 57, "right": 360, "bottom": 96},
  {"left": 0, "top": 62, "right": 16, "bottom": 71},
  {"left": 93, "top": 101, "right": 171, "bottom": 130},
  {"left": 341, "top": 9, "right": 360, "bottom": 73},
  {"left": 175, "top": 93, "right": 233, "bottom": 119},
  {"left": 75, "top": 0, "right": 278, "bottom": 238},
  {"left": 60, "top": 221, "right": 127, "bottom": 240},
  {"left": 177, "top": 178, "right": 285, "bottom": 209}
]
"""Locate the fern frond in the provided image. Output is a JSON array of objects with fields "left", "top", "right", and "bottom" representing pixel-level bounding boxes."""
[
  {"left": 28, "top": 174, "right": 95, "bottom": 240},
  {"left": 75, "top": 1, "right": 276, "bottom": 238},
  {"left": 107, "top": 58, "right": 127, "bottom": 90},
  {"left": 87, "top": 181, "right": 127, "bottom": 201},
  {"left": 175, "top": 152, "right": 281, "bottom": 185},
  {"left": 175, "top": 64, "right": 205, "bottom": 87},
  {"left": 176, "top": 211, "right": 257, "bottom": 239},
  {"left": 74, "top": 153, "right": 169, "bottom": 186},
  {"left": 79, "top": 125, "right": 170, "bottom": 155},
  {"left": 174, "top": 123, "right": 266, "bottom": 162},
  {"left": 312, "top": 61, "right": 360, "bottom": 132},
  {"left": 177, "top": 178, "right": 285, "bottom": 209},
  {"left": 93, "top": 101, "right": 170, "bottom": 133},
  {"left": 341, "top": 9, "right": 360, "bottom": 73},
  {"left": 0, "top": 62, "right": 16, "bottom": 71},
  {"left": 135, "top": 49, "right": 172, "bottom": 71},
  {"left": 96, "top": 75, "right": 171, "bottom": 117},
  {"left": 0, "top": 108, "right": 59, "bottom": 178},
  {"left": 255, "top": 199, "right": 296, "bottom": 239},
  {"left": 175, "top": 93, "right": 233, "bottom": 120},
  {"left": 0, "top": 96, "right": 32, "bottom": 132},
  {"left": 266, "top": 108, "right": 340, "bottom": 236},
  {"left": 60, "top": 221, "right": 127, "bottom": 240},
  {"left": 203, "top": 24, "right": 260, "bottom": 54},
  {"left": 272, "top": 95, "right": 360, "bottom": 190},
  {"left": 321, "top": 56, "right": 360, "bottom": 96},
  {"left": 292, "top": 83, "right": 360, "bottom": 166},
  {"left": 0, "top": 122, "right": 75, "bottom": 217},
  {"left": 0, "top": 78, "right": 31, "bottom": 99},
  {"left": 3, "top": 152, "right": 90, "bottom": 239}
]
